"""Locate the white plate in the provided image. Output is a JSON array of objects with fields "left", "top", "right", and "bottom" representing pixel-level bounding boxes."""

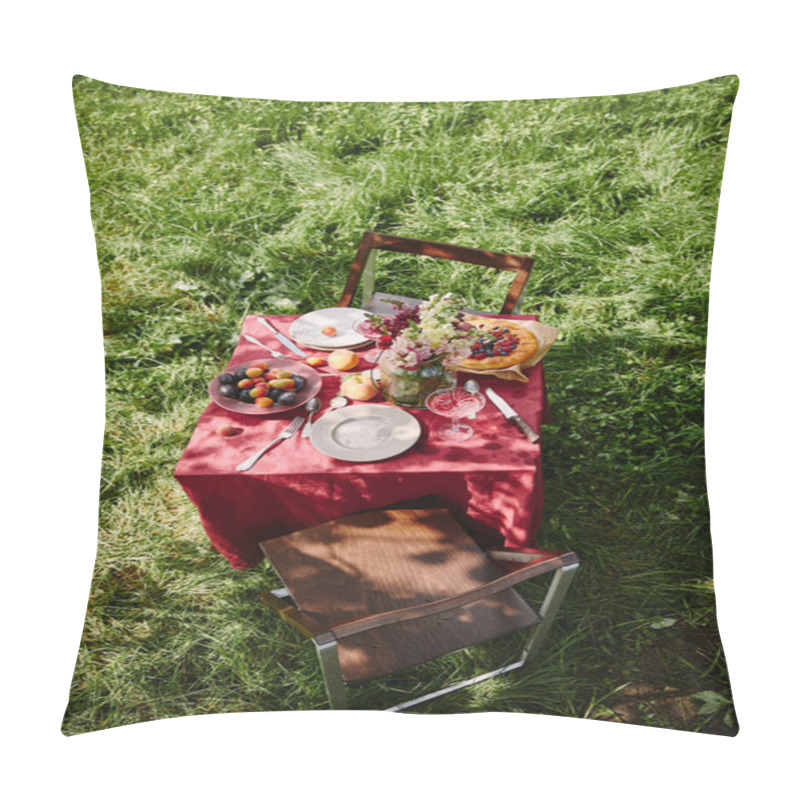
[
  {"left": 309, "top": 404, "right": 421, "bottom": 462},
  {"left": 289, "top": 307, "right": 371, "bottom": 349},
  {"left": 293, "top": 338, "right": 373, "bottom": 352}
]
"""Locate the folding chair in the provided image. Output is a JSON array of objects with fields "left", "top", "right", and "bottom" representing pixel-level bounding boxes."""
[{"left": 259, "top": 507, "right": 579, "bottom": 711}]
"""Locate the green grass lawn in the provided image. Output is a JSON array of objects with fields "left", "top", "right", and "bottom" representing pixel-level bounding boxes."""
[{"left": 62, "top": 74, "right": 738, "bottom": 734}]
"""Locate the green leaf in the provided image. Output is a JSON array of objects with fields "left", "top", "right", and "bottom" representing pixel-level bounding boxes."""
[
  {"left": 691, "top": 691, "right": 730, "bottom": 715},
  {"left": 650, "top": 617, "right": 677, "bottom": 629}
]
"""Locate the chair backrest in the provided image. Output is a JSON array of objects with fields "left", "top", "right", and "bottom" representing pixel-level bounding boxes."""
[{"left": 337, "top": 231, "right": 534, "bottom": 314}]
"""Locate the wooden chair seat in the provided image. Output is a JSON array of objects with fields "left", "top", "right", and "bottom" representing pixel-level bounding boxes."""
[{"left": 261, "top": 508, "right": 538, "bottom": 683}]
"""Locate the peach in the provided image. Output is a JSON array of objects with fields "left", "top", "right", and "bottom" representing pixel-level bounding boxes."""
[
  {"left": 305, "top": 357, "right": 325, "bottom": 367},
  {"left": 328, "top": 349, "right": 359, "bottom": 371},
  {"left": 340, "top": 371, "right": 380, "bottom": 401},
  {"left": 321, "top": 326, "right": 337, "bottom": 336}
]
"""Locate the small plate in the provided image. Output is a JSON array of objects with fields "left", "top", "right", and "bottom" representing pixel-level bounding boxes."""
[
  {"left": 209, "top": 358, "right": 322, "bottom": 416},
  {"left": 309, "top": 404, "right": 421, "bottom": 462},
  {"left": 290, "top": 307, "right": 371, "bottom": 349}
]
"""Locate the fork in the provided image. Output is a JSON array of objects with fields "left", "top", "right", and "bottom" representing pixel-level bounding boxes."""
[
  {"left": 243, "top": 334, "right": 286, "bottom": 359},
  {"left": 235, "top": 416, "right": 304, "bottom": 472}
]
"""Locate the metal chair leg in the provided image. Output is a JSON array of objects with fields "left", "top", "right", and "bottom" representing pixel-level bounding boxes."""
[
  {"left": 521, "top": 563, "right": 580, "bottom": 665},
  {"left": 314, "top": 636, "right": 348, "bottom": 710}
]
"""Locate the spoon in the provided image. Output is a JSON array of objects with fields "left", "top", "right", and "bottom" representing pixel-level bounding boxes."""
[
  {"left": 320, "top": 394, "right": 349, "bottom": 421},
  {"left": 301, "top": 396, "right": 322, "bottom": 438},
  {"left": 464, "top": 379, "right": 480, "bottom": 419},
  {"left": 326, "top": 395, "right": 349, "bottom": 413},
  {"left": 305, "top": 395, "right": 349, "bottom": 439}
]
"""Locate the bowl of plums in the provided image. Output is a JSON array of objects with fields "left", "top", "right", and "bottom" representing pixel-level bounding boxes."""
[{"left": 209, "top": 358, "right": 322, "bottom": 416}]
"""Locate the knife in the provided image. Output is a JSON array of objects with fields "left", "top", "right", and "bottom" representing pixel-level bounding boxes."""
[
  {"left": 257, "top": 317, "right": 307, "bottom": 357},
  {"left": 485, "top": 388, "right": 540, "bottom": 443}
]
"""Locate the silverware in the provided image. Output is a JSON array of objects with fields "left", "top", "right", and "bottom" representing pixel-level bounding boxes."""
[
  {"left": 243, "top": 333, "right": 285, "bottom": 358},
  {"left": 257, "top": 317, "right": 307, "bottom": 357},
  {"left": 485, "top": 387, "right": 540, "bottom": 443},
  {"left": 464, "top": 379, "right": 480, "bottom": 419},
  {"left": 301, "top": 397, "right": 322, "bottom": 438},
  {"left": 235, "top": 416, "right": 304, "bottom": 472},
  {"left": 313, "top": 394, "right": 348, "bottom": 430}
]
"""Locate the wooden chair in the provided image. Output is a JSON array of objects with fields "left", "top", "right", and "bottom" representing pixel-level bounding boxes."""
[
  {"left": 337, "top": 232, "right": 534, "bottom": 314},
  {"left": 259, "top": 507, "right": 579, "bottom": 711}
]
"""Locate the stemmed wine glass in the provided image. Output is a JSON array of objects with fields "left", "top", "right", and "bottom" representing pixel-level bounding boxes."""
[
  {"left": 352, "top": 313, "right": 389, "bottom": 363},
  {"left": 425, "top": 386, "right": 486, "bottom": 442}
]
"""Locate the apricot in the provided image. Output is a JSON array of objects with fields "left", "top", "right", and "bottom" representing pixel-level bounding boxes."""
[
  {"left": 255, "top": 396, "right": 274, "bottom": 407},
  {"left": 341, "top": 371, "right": 380, "bottom": 401},
  {"left": 305, "top": 357, "right": 325, "bottom": 367},
  {"left": 269, "top": 378, "right": 296, "bottom": 390},
  {"left": 321, "top": 326, "right": 337, "bottom": 336},
  {"left": 251, "top": 361, "right": 269, "bottom": 371},
  {"left": 328, "top": 349, "right": 359, "bottom": 371},
  {"left": 275, "top": 370, "right": 293, "bottom": 379},
  {"left": 215, "top": 424, "right": 241, "bottom": 437},
  {"left": 237, "top": 378, "right": 254, "bottom": 389},
  {"left": 249, "top": 385, "right": 268, "bottom": 398},
  {"left": 245, "top": 367, "right": 264, "bottom": 378}
]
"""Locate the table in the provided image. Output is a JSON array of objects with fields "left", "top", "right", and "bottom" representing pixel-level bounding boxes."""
[{"left": 174, "top": 314, "right": 550, "bottom": 569}]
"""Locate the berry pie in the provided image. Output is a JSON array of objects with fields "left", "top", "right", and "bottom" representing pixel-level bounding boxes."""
[{"left": 460, "top": 319, "right": 539, "bottom": 370}]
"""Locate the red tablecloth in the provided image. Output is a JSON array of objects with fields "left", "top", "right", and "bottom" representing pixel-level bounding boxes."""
[{"left": 174, "top": 315, "right": 549, "bottom": 568}]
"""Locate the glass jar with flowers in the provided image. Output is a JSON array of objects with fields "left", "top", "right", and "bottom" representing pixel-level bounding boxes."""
[{"left": 365, "top": 294, "right": 477, "bottom": 408}]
